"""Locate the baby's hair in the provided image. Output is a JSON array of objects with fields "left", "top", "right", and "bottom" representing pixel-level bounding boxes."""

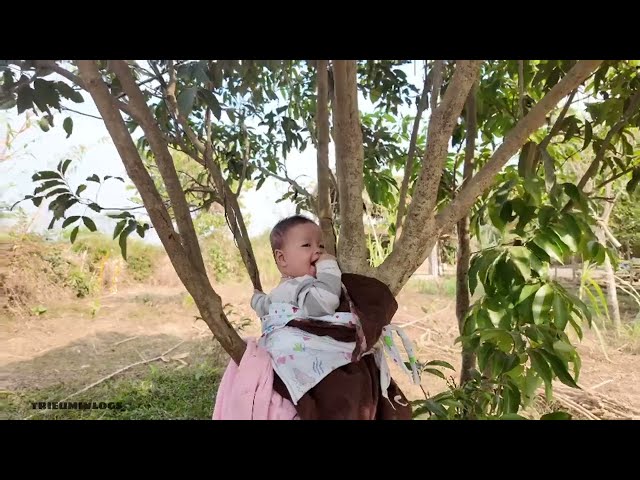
[{"left": 270, "top": 215, "right": 317, "bottom": 254}]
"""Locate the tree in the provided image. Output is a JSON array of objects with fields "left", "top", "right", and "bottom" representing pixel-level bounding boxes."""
[{"left": 3, "top": 59, "right": 639, "bottom": 418}]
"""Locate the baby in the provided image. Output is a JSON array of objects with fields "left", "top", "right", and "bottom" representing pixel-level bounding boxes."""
[
  {"left": 250, "top": 215, "right": 354, "bottom": 405},
  {"left": 250, "top": 215, "right": 421, "bottom": 416},
  {"left": 251, "top": 215, "right": 342, "bottom": 320}
]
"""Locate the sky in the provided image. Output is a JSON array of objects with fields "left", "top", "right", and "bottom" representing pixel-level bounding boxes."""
[{"left": 0, "top": 61, "right": 428, "bottom": 243}]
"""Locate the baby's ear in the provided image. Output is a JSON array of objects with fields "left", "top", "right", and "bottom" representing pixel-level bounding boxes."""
[{"left": 274, "top": 249, "right": 286, "bottom": 267}]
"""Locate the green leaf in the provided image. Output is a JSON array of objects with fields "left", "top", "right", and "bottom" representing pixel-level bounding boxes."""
[
  {"left": 569, "top": 313, "right": 584, "bottom": 340},
  {"left": 504, "top": 380, "right": 522, "bottom": 413},
  {"left": 551, "top": 223, "right": 578, "bottom": 252},
  {"left": 136, "top": 223, "right": 149, "bottom": 238},
  {"left": 113, "top": 219, "right": 127, "bottom": 240},
  {"left": 582, "top": 121, "right": 592, "bottom": 150},
  {"left": 104, "top": 175, "right": 125, "bottom": 183},
  {"left": 490, "top": 350, "right": 508, "bottom": 377},
  {"left": 38, "top": 117, "right": 50, "bottom": 132},
  {"left": 424, "top": 368, "right": 446, "bottom": 380},
  {"left": 75, "top": 184, "right": 87, "bottom": 196},
  {"left": 518, "top": 283, "right": 540, "bottom": 305},
  {"left": 573, "top": 350, "right": 582, "bottom": 383},
  {"left": 177, "top": 86, "right": 198, "bottom": 117},
  {"left": 627, "top": 168, "right": 640, "bottom": 194},
  {"left": 17, "top": 86, "right": 34, "bottom": 114},
  {"left": 564, "top": 291, "right": 592, "bottom": 324},
  {"left": 118, "top": 223, "right": 137, "bottom": 261},
  {"left": 510, "top": 246, "right": 532, "bottom": 279},
  {"left": 200, "top": 90, "right": 222, "bottom": 120},
  {"left": 532, "top": 284, "right": 554, "bottom": 324},
  {"left": 56, "top": 81, "right": 84, "bottom": 103},
  {"left": 529, "top": 350, "right": 553, "bottom": 388},
  {"left": 424, "top": 360, "right": 455, "bottom": 370},
  {"left": 33, "top": 170, "right": 63, "bottom": 181},
  {"left": 533, "top": 233, "right": 564, "bottom": 263},
  {"left": 553, "top": 339, "right": 575, "bottom": 355},
  {"left": 523, "top": 177, "right": 543, "bottom": 206},
  {"left": 553, "top": 294, "right": 569, "bottom": 330},
  {"left": 70, "top": 226, "right": 79, "bottom": 244},
  {"left": 33, "top": 78, "right": 60, "bottom": 111},
  {"left": 538, "top": 206, "right": 556, "bottom": 227},
  {"left": 480, "top": 328, "right": 513, "bottom": 352},
  {"left": 88, "top": 203, "right": 102, "bottom": 213},
  {"left": 59, "top": 159, "right": 72, "bottom": 176},
  {"left": 540, "top": 349, "right": 579, "bottom": 389},
  {"left": 62, "top": 215, "right": 80, "bottom": 228},
  {"left": 82, "top": 216, "right": 97, "bottom": 232},
  {"left": 423, "top": 399, "right": 448, "bottom": 418},
  {"left": 45, "top": 188, "right": 69, "bottom": 198},
  {"left": 521, "top": 368, "right": 542, "bottom": 407},
  {"left": 540, "top": 411, "right": 572, "bottom": 420},
  {"left": 500, "top": 413, "right": 527, "bottom": 420},
  {"left": 86, "top": 174, "right": 101, "bottom": 183},
  {"left": 477, "top": 343, "right": 494, "bottom": 372},
  {"left": 563, "top": 183, "right": 590, "bottom": 213},
  {"left": 63, "top": 117, "right": 73, "bottom": 138}
]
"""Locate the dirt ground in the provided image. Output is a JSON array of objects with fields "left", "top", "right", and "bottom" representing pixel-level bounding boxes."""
[{"left": 1, "top": 279, "right": 639, "bottom": 419}]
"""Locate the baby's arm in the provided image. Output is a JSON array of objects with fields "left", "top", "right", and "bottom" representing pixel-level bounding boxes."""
[
  {"left": 251, "top": 289, "right": 271, "bottom": 317},
  {"left": 295, "top": 255, "right": 342, "bottom": 317}
]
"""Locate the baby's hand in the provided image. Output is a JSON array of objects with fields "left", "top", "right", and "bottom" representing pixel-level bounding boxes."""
[{"left": 317, "top": 253, "right": 336, "bottom": 263}]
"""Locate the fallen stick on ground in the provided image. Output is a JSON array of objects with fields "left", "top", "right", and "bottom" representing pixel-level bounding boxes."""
[
  {"left": 59, "top": 339, "right": 187, "bottom": 402},
  {"left": 24, "top": 340, "right": 188, "bottom": 419}
]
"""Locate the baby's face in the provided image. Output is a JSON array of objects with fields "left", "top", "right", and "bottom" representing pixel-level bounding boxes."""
[{"left": 276, "top": 223, "right": 325, "bottom": 278}]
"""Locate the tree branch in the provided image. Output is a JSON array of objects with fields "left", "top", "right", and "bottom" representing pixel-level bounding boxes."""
[
  {"left": 332, "top": 60, "right": 369, "bottom": 275},
  {"left": 539, "top": 88, "right": 578, "bottom": 189},
  {"left": 156, "top": 61, "right": 262, "bottom": 291},
  {"left": 34, "top": 60, "right": 85, "bottom": 89},
  {"left": 109, "top": 60, "right": 207, "bottom": 278},
  {"left": 595, "top": 165, "right": 639, "bottom": 190},
  {"left": 540, "top": 89, "right": 577, "bottom": 150},
  {"left": 75, "top": 60, "right": 246, "bottom": 365},
  {"left": 60, "top": 106, "right": 102, "bottom": 120},
  {"left": 235, "top": 121, "right": 250, "bottom": 196},
  {"left": 315, "top": 60, "right": 336, "bottom": 256},
  {"left": 379, "top": 60, "right": 481, "bottom": 293},
  {"left": 436, "top": 60, "right": 603, "bottom": 234},
  {"left": 456, "top": 79, "right": 477, "bottom": 385},
  {"left": 394, "top": 60, "right": 433, "bottom": 242},
  {"left": 257, "top": 166, "right": 314, "bottom": 200},
  {"left": 576, "top": 88, "right": 640, "bottom": 191}
]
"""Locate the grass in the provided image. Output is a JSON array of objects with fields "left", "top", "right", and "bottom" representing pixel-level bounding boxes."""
[
  {"left": 3, "top": 360, "right": 223, "bottom": 420},
  {"left": 407, "top": 276, "right": 458, "bottom": 297}
]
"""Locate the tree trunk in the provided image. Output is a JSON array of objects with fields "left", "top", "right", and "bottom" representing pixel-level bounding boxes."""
[
  {"left": 332, "top": 60, "right": 369, "bottom": 275},
  {"left": 76, "top": 60, "right": 246, "bottom": 364},
  {"left": 379, "top": 61, "right": 481, "bottom": 294},
  {"left": 456, "top": 81, "right": 477, "bottom": 385},
  {"left": 316, "top": 60, "right": 336, "bottom": 255}
]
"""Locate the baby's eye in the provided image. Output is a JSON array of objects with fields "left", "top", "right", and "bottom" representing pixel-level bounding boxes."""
[
  {"left": 302, "top": 243, "right": 310, "bottom": 247},
  {"left": 319, "top": 245, "right": 325, "bottom": 249}
]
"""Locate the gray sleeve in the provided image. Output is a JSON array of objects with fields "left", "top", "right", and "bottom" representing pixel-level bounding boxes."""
[
  {"left": 294, "top": 259, "right": 342, "bottom": 317},
  {"left": 250, "top": 291, "right": 271, "bottom": 317}
]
